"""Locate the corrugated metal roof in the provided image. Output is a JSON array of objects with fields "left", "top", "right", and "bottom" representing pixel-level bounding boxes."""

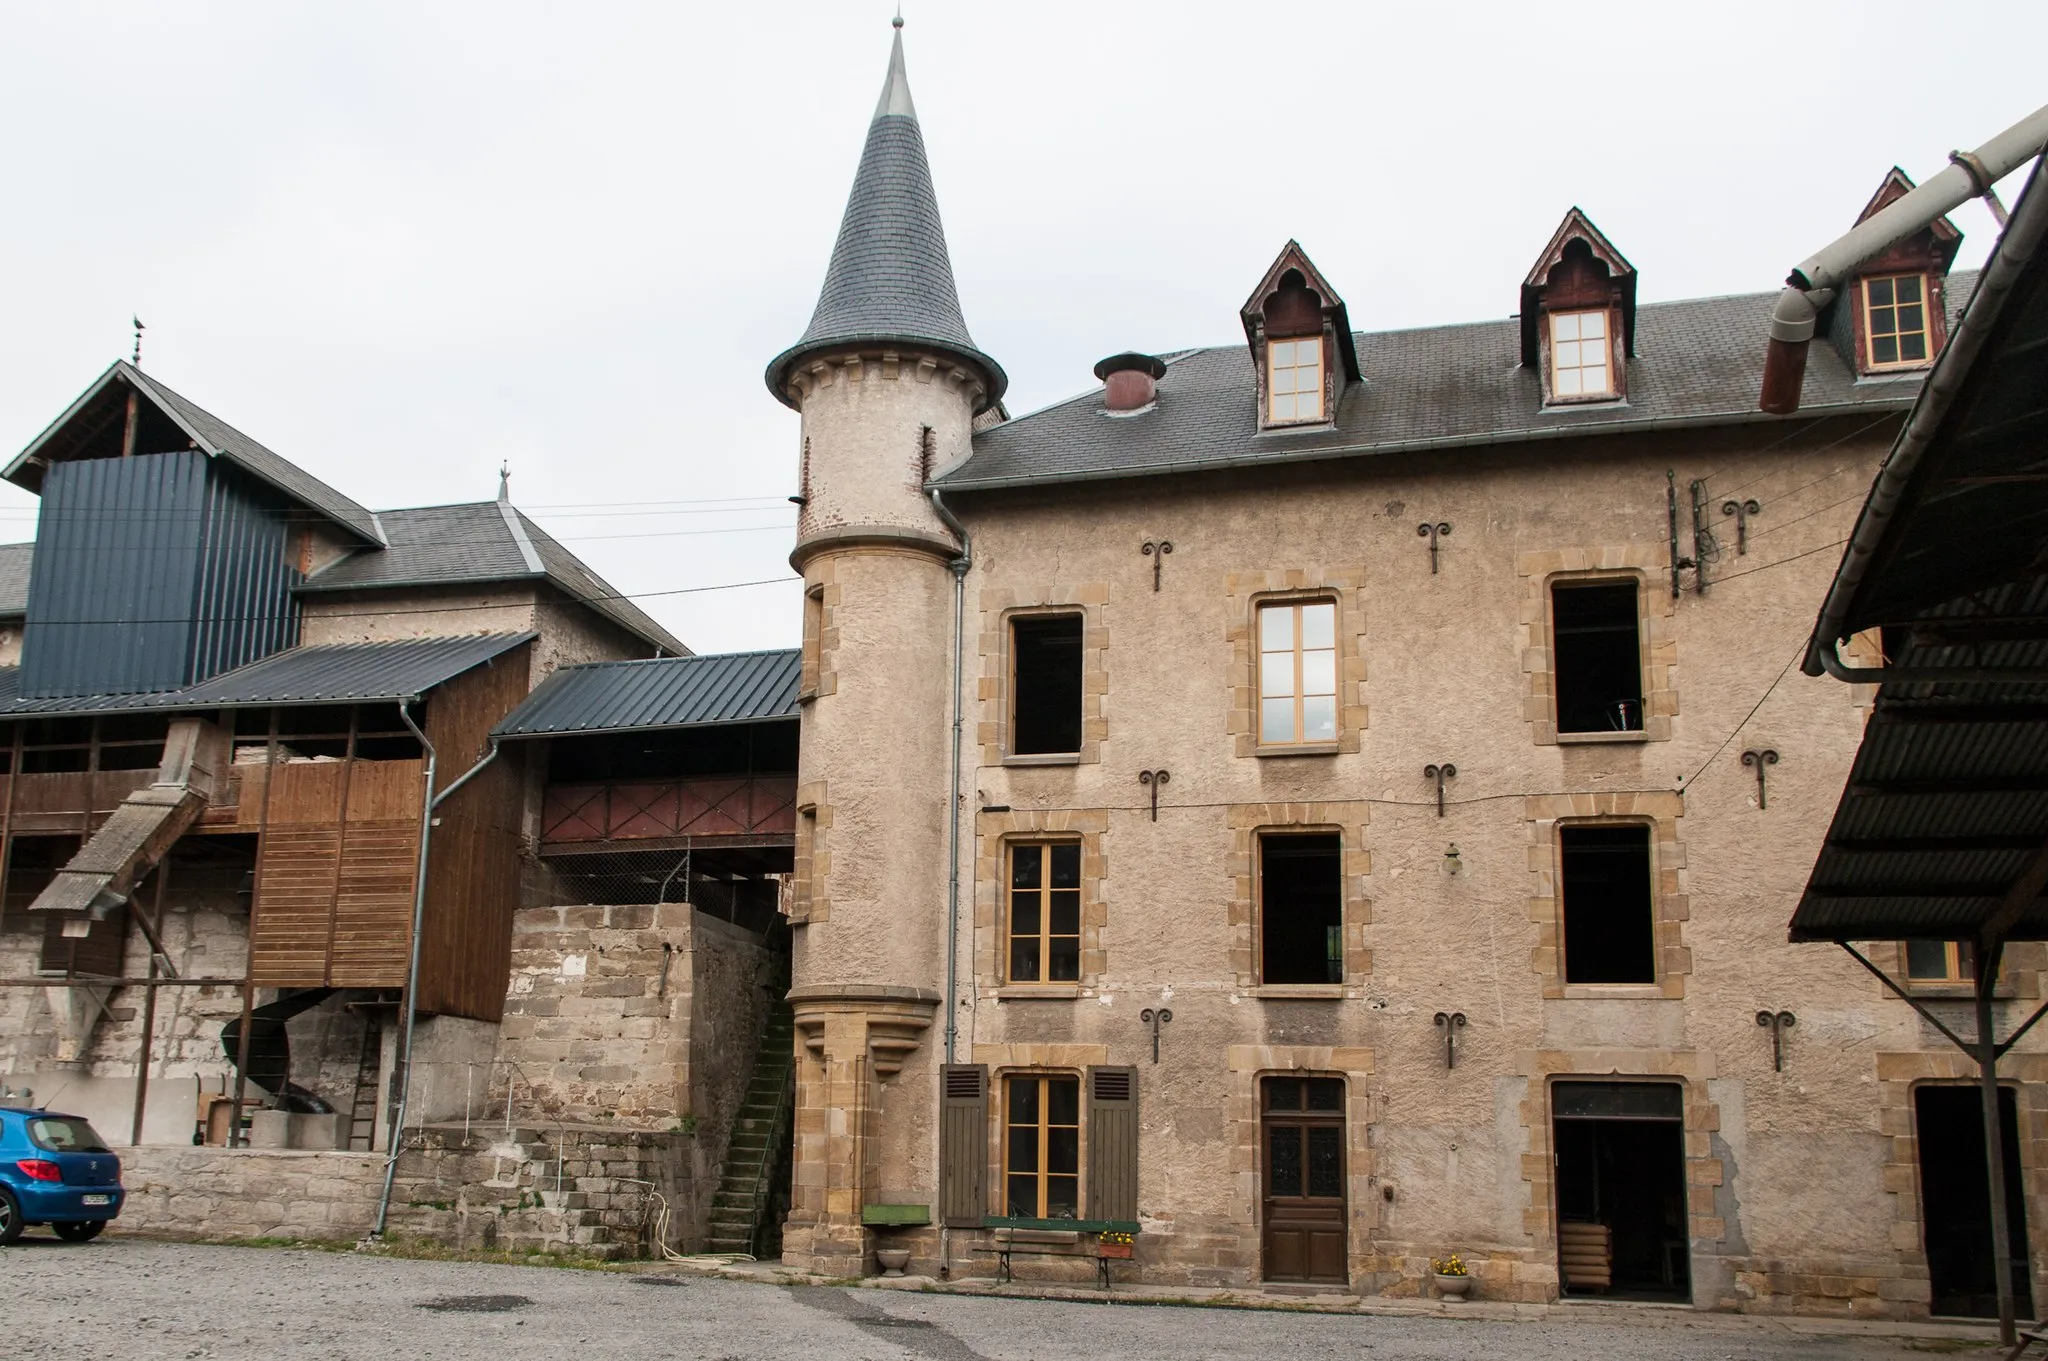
[
  {"left": 0, "top": 633, "right": 533, "bottom": 716},
  {"left": 493, "top": 649, "right": 798, "bottom": 738}
]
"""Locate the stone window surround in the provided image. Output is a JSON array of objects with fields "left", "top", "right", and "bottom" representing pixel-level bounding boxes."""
[
  {"left": 1225, "top": 1044, "right": 1376, "bottom": 1290},
  {"left": 1226, "top": 568, "right": 1368, "bottom": 759},
  {"left": 969, "top": 1042, "right": 1111, "bottom": 1222},
  {"left": 791, "top": 780, "right": 830, "bottom": 925},
  {"left": 1226, "top": 801, "right": 1373, "bottom": 995},
  {"left": 1515, "top": 1056, "right": 1725, "bottom": 1302},
  {"left": 798, "top": 560, "right": 841, "bottom": 705},
  {"left": 1518, "top": 551, "right": 1676, "bottom": 745},
  {"left": 1525, "top": 792, "right": 1689, "bottom": 1000},
  {"left": 977, "top": 589, "right": 1109, "bottom": 769},
  {"left": 974, "top": 809, "right": 1109, "bottom": 998}
]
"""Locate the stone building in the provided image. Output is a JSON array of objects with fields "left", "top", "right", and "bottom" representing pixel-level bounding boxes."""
[{"left": 764, "top": 22, "right": 2044, "bottom": 1318}]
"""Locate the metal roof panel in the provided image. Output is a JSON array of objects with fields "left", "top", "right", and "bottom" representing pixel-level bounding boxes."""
[{"left": 493, "top": 649, "right": 799, "bottom": 737}]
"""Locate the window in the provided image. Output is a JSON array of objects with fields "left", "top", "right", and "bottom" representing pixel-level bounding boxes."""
[
  {"left": 1560, "top": 824, "right": 1656, "bottom": 985},
  {"left": 1259, "top": 833, "right": 1343, "bottom": 984},
  {"left": 1268, "top": 337, "right": 1324, "bottom": 423},
  {"left": 1258, "top": 600, "right": 1338, "bottom": 747},
  {"left": 1551, "top": 581, "right": 1643, "bottom": 735},
  {"left": 1906, "top": 940, "right": 1973, "bottom": 984},
  {"left": 1011, "top": 614, "right": 1083, "bottom": 756},
  {"left": 1004, "top": 1073, "right": 1080, "bottom": 1218},
  {"left": 1864, "top": 273, "right": 1931, "bottom": 369},
  {"left": 1549, "top": 309, "right": 1613, "bottom": 398},
  {"left": 1008, "top": 842, "right": 1081, "bottom": 983}
]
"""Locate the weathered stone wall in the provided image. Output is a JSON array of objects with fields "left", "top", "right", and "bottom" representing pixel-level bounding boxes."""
[{"left": 794, "top": 415, "right": 2048, "bottom": 1317}]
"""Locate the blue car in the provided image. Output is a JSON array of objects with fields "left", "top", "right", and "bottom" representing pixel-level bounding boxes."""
[{"left": 0, "top": 1108, "right": 124, "bottom": 1244}]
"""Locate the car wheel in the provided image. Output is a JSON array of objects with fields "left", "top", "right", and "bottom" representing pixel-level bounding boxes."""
[
  {"left": 53, "top": 1220, "right": 105, "bottom": 1243},
  {"left": 0, "top": 1187, "right": 21, "bottom": 1246}
]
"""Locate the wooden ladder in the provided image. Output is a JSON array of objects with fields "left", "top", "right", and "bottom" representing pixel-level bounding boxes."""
[{"left": 345, "top": 1015, "right": 382, "bottom": 1151}]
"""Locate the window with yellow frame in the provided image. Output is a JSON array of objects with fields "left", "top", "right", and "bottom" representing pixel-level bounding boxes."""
[
  {"left": 1258, "top": 599, "right": 1339, "bottom": 746},
  {"left": 1267, "top": 336, "right": 1324, "bottom": 423},
  {"left": 1863, "top": 273, "right": 1932, "bottom": 369},
  {"left": 1004, "top": 1073, "right": 1080, "bottom": 1218},
  {"left": 1007, "top": 841, "right": 1081, "bottom": 984},
  {"left": 1905, "top": 939, "right": 1972, "bottom": 984}
]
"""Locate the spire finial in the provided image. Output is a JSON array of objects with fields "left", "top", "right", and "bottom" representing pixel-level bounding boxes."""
[
  {"left": 497, "top": 461, "right": 510, "bottom": 504},
  {"left": 892, "top": 7, "right": 903, "bottom": 27},
  {"left": 874, "top": 11, "right": 916, "bottom": 120},
  {"left": 131, "top": 317, "right": 145, "bottom": 369}
]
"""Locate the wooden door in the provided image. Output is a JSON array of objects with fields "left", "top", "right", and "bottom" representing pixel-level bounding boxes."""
[{"left": 1261, "top": 1076, "right": 1347, "bottom": 1283}]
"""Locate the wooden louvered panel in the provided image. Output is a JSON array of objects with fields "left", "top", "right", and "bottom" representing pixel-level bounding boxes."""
[
  {"left": 328, "top": 819, "right": 421, "bottom": 986},
  {"left": 249, "top": 825, "right": 342, "bottom": 987}
]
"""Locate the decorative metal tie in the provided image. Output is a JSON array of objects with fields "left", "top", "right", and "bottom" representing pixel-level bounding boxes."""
[
  {"left": 1141, "top": 540, "right": 1172, "bottom": 591},
  {"left": 1417, "top": 521, "right": 1451, "bottom": 573},
  {"left": 1138, "top": 769, "right": 1170, "bottom": 821},
  {"left": 1756, "top": 1009, "right": 1796, "bottom": 1071},
  {"left": 1423, "top": 763, "right": 1457, "bottom": 817},
  {"left": 1434, "top": 1011, "right": 1467, "bottom": 1069},
  {"left": 1742, "top": 748, "right": 1779, "bottom": 809},
  {"left": 1139, "top": 1007, "right": 1172, "bottom": 1064},
  {"left": 1722, "top": 498, "right": 1761, "bottom": 554}
]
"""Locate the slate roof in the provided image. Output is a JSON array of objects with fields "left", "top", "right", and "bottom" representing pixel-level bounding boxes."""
[
  {"left": 764, "top": 26, "right": 1005, "bottom": 409},
  {"left": 0, "top": 543, "right": 32, "bottom": 616},
  {"left": 939, "top": 274, "right": 1979, "bottom": 492},
  {"left": 0, "top": 633, "right": 534, "bottom": 717},
  {"left": 298, "top": 501, "right": 687, "bottom": 657},
  {"left": 6, "top": 361, "right": 382, "bottom": 543},
  {"left": 493, "top": 649, "right": 799, "bottom": 738}
]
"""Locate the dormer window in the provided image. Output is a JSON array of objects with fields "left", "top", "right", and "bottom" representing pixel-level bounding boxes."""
[
  {"left": 1549, "top": 310, "right": 1613, "bottom": 399},
  {"left": 1862, "top": 272, "right": 1931, "bottom": 369},
  {"left": 1240, "top": 242, "right": 1360, "bottom": 433},
  {"left": 1268, "top": 337, "right": 1324, "bottom": 423}
]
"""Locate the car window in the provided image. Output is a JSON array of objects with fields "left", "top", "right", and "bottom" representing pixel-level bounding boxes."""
[{"left": 27, "top": 1117, "right": 111, "bottom": 1153}]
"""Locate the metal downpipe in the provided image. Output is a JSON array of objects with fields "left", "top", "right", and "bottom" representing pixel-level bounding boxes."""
[{"left": 929, "top": 483, "right": 970, "bottom": 1281}]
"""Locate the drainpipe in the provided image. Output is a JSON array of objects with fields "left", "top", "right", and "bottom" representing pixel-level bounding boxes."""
[
  {"left": 371, "top": 713, "right": 501, "bottom": 1239},
  {"left": 929, "top": 478, "right": 970, "bottom": 1282},
  {"left": 1760, "top": 103, "right": 2048, "bottom": 413}
]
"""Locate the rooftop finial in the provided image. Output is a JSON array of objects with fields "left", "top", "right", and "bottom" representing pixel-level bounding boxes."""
[
  {"left": 131, "top": 317, "right": 145, "bottom": 369},
  {"left": 497, "top": 461, "right": 510, "bottom": 504},
  {"left": 874, "top": 11, "right": 916, "bottom": 120},
  {"left": 892, "top": 7, "right": 903, "bottom": 27}
]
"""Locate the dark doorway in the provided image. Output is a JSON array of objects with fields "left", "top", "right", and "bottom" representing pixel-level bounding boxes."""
[
  {"left": 1559, "top": 824, "right": 1656, "bottom": 985},
  {"left": 1011, "top": 615, "right": 1084, "bottom": 755},
  {"left": 1261, "top": 1076, "right": 1347, "bottom": 1283},
  {"left": 1553, "top": 1081, "right": 1690, "bottom": 1300},
  {"left": 1552, "top": 580, "right": 1643, "bottom": 734},
  {"left": 1259, "top": 834, "right": 1343, "bottom": 984},
  {"left": 1917, "top": 1085, "right": 2034, "bottom": 1319}
]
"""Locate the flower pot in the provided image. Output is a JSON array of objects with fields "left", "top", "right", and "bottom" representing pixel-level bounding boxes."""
[
  {"left": 1433, "top": 1272, "right": 1472, "bottom": 1300},
  {"left": 1098, "top": 1241, "right": 1134, "bottom": 1260},
  {"left": 875, "top": 1246, "right": 911, "bottom": 1277}
]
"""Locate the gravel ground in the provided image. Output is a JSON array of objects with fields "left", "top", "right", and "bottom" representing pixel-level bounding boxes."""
[{"left": 0, "top": 1238, "right": 1977, "bottom": 1361}]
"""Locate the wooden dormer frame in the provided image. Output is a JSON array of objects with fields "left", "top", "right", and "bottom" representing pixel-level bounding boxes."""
[
  {"left": 1521, "top": 208, "right": 1637, "bottom": 404},
  {"left": 1830, "top": 168, "right": 1961, "bottom": 377},
  {"left": 1241, "top": 241, "right": 1360, "bottom": 431}
]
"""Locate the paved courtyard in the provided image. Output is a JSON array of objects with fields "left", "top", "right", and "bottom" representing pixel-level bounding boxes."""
[{"left": 0, "top": 1238, "right": 1992, "bottom": 1361}]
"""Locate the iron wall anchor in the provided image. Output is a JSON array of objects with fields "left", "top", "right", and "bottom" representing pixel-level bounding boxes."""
[
  {"left": 1417, "top": 521, "right": 1451, "bottom": 573},
  {"left": 1138, "top": 769, "right": 1170, "bottom": 821},
  {"left": 1139, "top": 1007, "right": 1173, "bottom": 1064},
  {"left": 1141, "top": 540, "right": 1172, "bottom": 591},
  {"left": 1433, "top": 1011, "right": 1467, "bottom": 1069},
  {"left": 1756, "top": 1009, "right": 1796, "bottom": 1071},
  {"left": 1722, "top": 498, "right": 1761, "bottom": 554},
  {"left": 1423, "top": 763, "right": 1457, "bottom": 817},
  {"left": 1742, "top": 748, "right": 1780, "bottom": 809}
]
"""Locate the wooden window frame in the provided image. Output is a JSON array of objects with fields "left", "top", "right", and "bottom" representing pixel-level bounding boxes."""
[
  {"left": 1004, "top": 839, "right": 1083, "bottom": 987},
  {"left": 1007, "top": 610, "right": 1085, "bottom": 761},
  {"left": 1861, "top": 272, "right": 1934, "bottom": 372},
  {"left": 1001, "top": 1070, "right": 1082, "bottom": 1220},
  {"left": 1546, "top": 307, "right": 1617, "bottom": 402},
  {"left": 1255, "top": 598, "right": 1340, "bottom": 750},
  {"left": 1548, "top": 574, "right": 1649, "bottom": 742},
  {"left": 1266, "top": 335, "right": 1326, "bottom": 425},
  {"left": 1905, "top": 939, "right": 1973, "bottom": 985}
]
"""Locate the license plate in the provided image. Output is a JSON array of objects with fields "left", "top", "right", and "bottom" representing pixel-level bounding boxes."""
[{"left": 80, "top": 1194, "right": 110, "bottom": 1206}]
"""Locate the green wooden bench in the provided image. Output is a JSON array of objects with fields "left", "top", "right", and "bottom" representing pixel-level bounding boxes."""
[{"left": 980, "top": 1217, "right": 1140, "bottom": 1289}]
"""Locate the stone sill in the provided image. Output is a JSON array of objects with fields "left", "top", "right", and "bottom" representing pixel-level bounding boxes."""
[
  {"left": 991, "top": 1228, "right": 1082, "bottom": 1245},
  {"left": 1904, "top": 985, "right": 2019, "bottom": 1002},
  {"left": 1251, "top": 985, "right": 1348, "bottom": 1000},
  {"left": 1557, "top": 985, "right": 1667, "bottom": 1000},
  {"left": 1254, "top": 743, "right": 1341, "bottom": 759},
  {"left": 1003, "top": 753, "right": 1082, "bottom": 768},
  {"left": 996, "top": 986, "right": 1083, "bottom": 1001},
  {"left": 1556, "top": 730, "right": 1650, "bottom": 745}
]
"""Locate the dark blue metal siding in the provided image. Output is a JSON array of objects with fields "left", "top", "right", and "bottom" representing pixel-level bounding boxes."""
[
  {"left": 190, "top": 464, "right": 302, "bottom": 683},
  {"left": 20, "top": 451, "right": 209, "bottom": 697}
]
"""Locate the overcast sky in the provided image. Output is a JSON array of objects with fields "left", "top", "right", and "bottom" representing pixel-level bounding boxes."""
[{"left": 1, "top": 2, "right": 2041, "bottom": 654}]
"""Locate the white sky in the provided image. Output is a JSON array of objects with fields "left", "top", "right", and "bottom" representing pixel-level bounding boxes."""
[{"left": 1, "top": 1, "right": 2041, "bottom": 654}]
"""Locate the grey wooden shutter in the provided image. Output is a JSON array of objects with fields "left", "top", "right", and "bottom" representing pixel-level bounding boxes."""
[
  {"left": 940, "top": 1064, "right": 989, "bottom": 1228},
  {"left": 1087, "top": 1065, "right": 1139, "bottom": 1222}
]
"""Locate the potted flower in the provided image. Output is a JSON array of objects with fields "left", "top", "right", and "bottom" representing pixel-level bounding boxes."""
[
  {"left": 1431, "top": 1254, "right": 1472, "bottom": 1301},
  {"left": 1098, "top": 1230, "right": 1135, "bottom": 1260}
]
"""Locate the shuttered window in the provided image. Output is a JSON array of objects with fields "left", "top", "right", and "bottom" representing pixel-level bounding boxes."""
[
  {"left": 939, "top": 1063, "right": 988, "bottom": 1228},
  {"left": 1005, "top": 1074, "right": 1081, "bottom": 1219},
  {"left": 1086, "top": 1065, "right": 1138, "bottom": 1222}
]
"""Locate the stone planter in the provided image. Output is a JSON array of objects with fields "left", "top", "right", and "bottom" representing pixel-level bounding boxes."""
[
  {"left": 875, "top": 1246, "right": 911, "bottom": 1277},
  {"left": 1433, "top": 1272, "right": 1472, "bottom": 1300}
]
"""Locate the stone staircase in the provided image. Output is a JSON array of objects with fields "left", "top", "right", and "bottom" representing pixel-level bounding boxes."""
[{"left": 702, "top": 997, "right": 795, "bottom": 1256}]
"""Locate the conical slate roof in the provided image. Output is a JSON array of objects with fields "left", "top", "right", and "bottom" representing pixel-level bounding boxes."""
[{"left": 766, "top": 23, "right": 1005, "bottom": 409}]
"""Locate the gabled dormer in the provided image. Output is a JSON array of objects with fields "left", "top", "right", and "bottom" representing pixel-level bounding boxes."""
[
  {"left": 1521, "top": 208, "right": 1636, "bottom": 405},
  {"left": 1825, "top": 168, "right": 1962, "bottom": 377},
  {"left": 1241, "top": 242, "right": 1359, "bottom": 431}
]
